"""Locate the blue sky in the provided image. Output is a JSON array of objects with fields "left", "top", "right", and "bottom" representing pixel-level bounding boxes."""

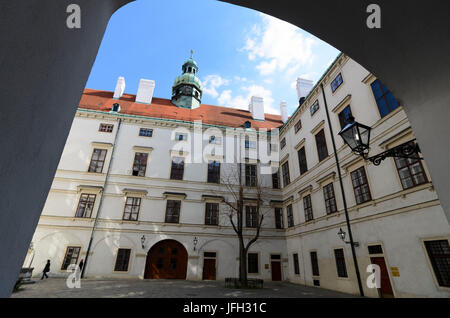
[{"left": 86, "top": 0, "right": 340, "bottom": 116}]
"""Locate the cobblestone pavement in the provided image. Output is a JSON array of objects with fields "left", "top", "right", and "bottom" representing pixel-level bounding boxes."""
[{"left": 11, "top": 278, "right": 356, "bottom": 298}]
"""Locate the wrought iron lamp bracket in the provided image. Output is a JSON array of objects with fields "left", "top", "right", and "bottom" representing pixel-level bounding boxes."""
[{"left": 360, "top": 139, "right": 423, "bottom": 166}]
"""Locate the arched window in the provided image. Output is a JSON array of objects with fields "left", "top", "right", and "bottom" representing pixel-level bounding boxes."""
[{"left": 188, "top": 67, "right": 192, "bottom": 73}]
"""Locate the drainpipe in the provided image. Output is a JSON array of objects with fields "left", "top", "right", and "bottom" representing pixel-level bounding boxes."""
[
  {"left": 81, "top": 117, "right": 122, "bottom": 278},
  {"left": 320, "top": 84, "right": 364, "bottom": 297}
]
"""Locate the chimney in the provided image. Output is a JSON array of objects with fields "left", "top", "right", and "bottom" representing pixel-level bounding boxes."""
[
  {"left": 135, "top": 79, "right": 155, "bottom": 104},
  {"left": 280, "top": 101, "right": 288, "bottom": 123},
  {"left": 296, "top": 78, "right": 314, "bottom": 102},
  {"left": 249, "top": 96, "right": 265, "bottom": 121},
  {"left": 113, "top": 76, "right": 125, "bottom": 99}
]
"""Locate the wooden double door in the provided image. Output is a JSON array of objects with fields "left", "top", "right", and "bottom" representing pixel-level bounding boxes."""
[{"left": 144, "top": 240, "right": 188, "bottom": 279}]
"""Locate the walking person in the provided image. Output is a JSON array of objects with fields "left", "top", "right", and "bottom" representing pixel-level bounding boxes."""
[
  {"left": 76, "top": 259, "right": 84, "bottom": 281},
  {"left": 41, "top": 259, "right": 50, "bottom": 280}
]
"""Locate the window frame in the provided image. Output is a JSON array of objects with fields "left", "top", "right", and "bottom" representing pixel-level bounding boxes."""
[
  {"left": 294, "top": 120, "right": 302, "bottom": 133},
  {"left": 245, "top": 205, "right": 258, "bottom": 228},
  {"left": 122, "top": 197, "right": 141, "bottom": 221},
  {"left": 88, "top": 148, "right": 107, "bottom": 173},
  {"left": 98, "top": 123, "right": 114, "bottom": 133},
  {"left": 272, "top": 169, "right": 280, "bottom": 189},
  {"left": 303, "top": 194, "right": 314, "bottom": 222},
  {"left": 394, "top": 153, "right": 428, "bottom": 190},
  {"left": 338, "top": 105, "right": 353, "bottom": 130},
  {"left": 205, "top": 202, "right": 219, "bottom": 226},
  {"left": 139, "top": 128, "right": 153, "bottom": 137},
  {"left": 315, "top": 129, "right": 329, "bottom": 162},
  {"left": 114, "top": 248, "right": 131, "bottom": 272},
  {"left": 170, "top": 156, "right": 185, "bottom": 180},
  {"left": 282, "top": 161, "right": 291, "bottom": 187},
  {"left": 423, "top": 239, "right": 450, "bottom": 288},
  {"left": 132, "top": 152, "right": 148, "bottom": 177},
  {"left": 247, "top": 253, "right": 259, "bottom": 274},
  {"left": 207, "top": 160, "right": 221, "bottom": 184},
  {"left": 334, "top": 248, "right": 348, "bottom": 278},
  {"left": 350, "top": 166, "right": 372, "bottom": 205},
  {"left": 74, "top": 193, "right": 96, "bottom": 218},
  {"left": 297, "top": 146, "right": 308, "bottom": 175},
  {"left": 293, "top": 253, "right": 300, "bottom": 275},
  {"left": 310, "top": 251, "right": 320, "bottom": 277},
  {"left": 165, "top": 200, "right": 181, "bottom": 224},
  {"left": 331, "top": 73, "right": 343, "bottom": 93},
  {"left": 61, "top": 246, "right": 81, "bottom": 270},
  {"left": 370, "top": 79, "right": 400, "bottom": 118},
  {"left": 323, "top": 183, "right": 337, "bottom": 214},
  {"left": 286, "top": 204, "right": 294, "bottom": 228},
  {"left": 245, "top": 164, "right": 257, "bottom": 187},
  {"left": 274, "top": 207, "right": 284, "bottom": 229}
]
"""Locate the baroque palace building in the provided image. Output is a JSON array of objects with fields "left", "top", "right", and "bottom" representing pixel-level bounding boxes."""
[{"left": 24, "top": 53, "right": 450, "bottom": 297}]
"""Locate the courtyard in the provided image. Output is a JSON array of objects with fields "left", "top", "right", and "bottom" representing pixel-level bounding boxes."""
[{"left": 11, "top": 278, "right": 356, "bottom": 298}]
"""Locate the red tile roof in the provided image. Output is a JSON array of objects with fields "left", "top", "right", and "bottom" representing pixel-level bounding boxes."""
[{"left": 79, "top": 89, "right": 283, "bottom": 129}]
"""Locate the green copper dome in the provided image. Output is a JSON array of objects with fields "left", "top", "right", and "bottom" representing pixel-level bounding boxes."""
[
  {"left": 173, "top": 72, "right": 202, "bottom": 90},
  {"left": 171, "top": 50, "right": 203, "bottom": 110}
]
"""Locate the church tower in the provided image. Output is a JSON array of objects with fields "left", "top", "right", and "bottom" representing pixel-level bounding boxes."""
[{"left": 171, "top": 50, "right": 203, "bottom": 109}]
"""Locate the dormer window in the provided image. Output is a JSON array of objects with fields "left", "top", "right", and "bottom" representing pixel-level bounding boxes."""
[
  {"left": 244, "top": 121, "right": 251, "bottom": 129},
  {"left": 112, "top": 103, "right": 120, "bottom": 112}
]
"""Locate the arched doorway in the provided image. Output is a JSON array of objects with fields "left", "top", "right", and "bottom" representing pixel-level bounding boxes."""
[{"left": 144, "top": 240, "right": 188, "bottom": 279}]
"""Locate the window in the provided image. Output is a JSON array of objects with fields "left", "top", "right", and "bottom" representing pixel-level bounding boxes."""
[
  {"left": 88, "top": 149, "right": 107, "bottom": 173},
  {"left": 170, "top": 157, "right": 185, "bottom": 180},
  {"left": 338, "top": 105, "right": 353, "bottom": 129},
  {"left": 424, "top": 240, "right": 450, "bottom": 287},
  {"left": 207, "top": 161, "right": 220, "bottom": 184},
  {"left": 245, "top": 164, "right": 257, "bottom": 187},
  {"left": 112, "top": 103, "right": 120, "bottom": 112},
  {"left": 165, "top": 200, "right": 181, "bottom": 223},
  {"left": 323, "top": 183, "right": 337, "bottom": 214},
  {"left": 61, "top": 246, "right": 81, "bottom": 270},
  {"left": 209, "top": 136, "right": 221, "bottom": 144},
  {"left": 310, "top": 100, "right": 319, "bottom": 116},
  {"left": 132, "top": 152, "right": 148, "bottom": 177},
  {"left": 272, "top": 169, "right": 280, "bottom": 189},
  {"left": 371, "top": 79, "right": 399, "bottom": 118},
  {"left": 315, "top": 129, "right": 328, "bottom": 162},
  {"left": 114, "top": 248, "right": 131, "bottom": 272},
  {"left": 139, "top": 128, "right": 153, "bottom": 137},
  {"left": 368, "top": 245, "right": 383, "bottom": 255},
  {"left": 282, "top": 161, "right": 291, "bottom": 187},
  {"left": 248, "top": 253, "right": 258, "bottom": 274},
  {"left": 75, "top": 194, "right": 96, "bottom": 218},
  {"left": 334, "top": 249, "right": 348, "bottom": 277},
  {"left": 331, "top": 73, "right": 343, "bottom": 92},
  {"left": 175, "top": 133, "right": 187, "bottom": 141},
  {"left": 310, "top": 251, "right": 320, "bottom": 276},
  {"left": 246, "top": 206, "right": 258, "bottom": 228},
  {"left": 205, "top": 203, "right": 219, "bottom": 226},
  {"left": 351, "top": 167, "right": 372, "bottom": 204},
  {"left": 280, "top": 138, "right": 286, "bottom": 149},
  {"left": 274, "top": 208, "right": 284, "bottom": 229},
  {"left": 123, "top": 197, "right": 141, "bottom": 221},
  {"left": 303, "top": 194, "right": 313, "bottom": 222},
  {"left": 394, "top": 152, "right": 428, "bottom": 189},
  {"left": 293, "top": 253, "right": 300, "bottom": 275},
  {"left": 286, "top": 204, "right": 294, "bottom": 228},
  {"left": 99, "top": 123, "right": 113, "bottom": 132},
  {"left": 245, "top": 139, "right": 256, "bottom": 149},
  {"left": 297, "top": 146, "right": 308, "bottom": 175},
  {"left": 294, "top": 120, "right": 302, "bottom": 133}
]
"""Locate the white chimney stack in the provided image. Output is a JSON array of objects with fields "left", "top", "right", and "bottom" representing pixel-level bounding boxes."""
[
  {"left": 296, "top": 77, "right": 314, "bottom": 102},
  {"left": 280, "top": 101, "right": 288, "bottom": 123},
  {"left": 113, "top": 76, "right": 126, "bottom": 99},
  {"left": 249, "top": 96, "right": 265, "bottom": 121},
  {"left": 135, "top": 79, "right": 155, "bottom": 104}
]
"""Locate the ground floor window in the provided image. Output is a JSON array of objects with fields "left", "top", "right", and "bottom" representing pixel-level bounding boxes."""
[
  {"left": 310, "top": 251, "right": 320, "bottom": 276},
  {"left": 334, "top": 249, "right": 348, "bottom": 278},
  {"left": 61, "top": 246, "right": 81, "bottom": 270},
  {"left": 114, "top": 248, "right": 131, "bottom": 272},
  {"left": 424, "top": 240, "right": 450, "bottom": 287},
  {"left": 293, "top": 253, "right": 300, "bottom": 275},
  {"left": 247, "top": 253, "right": 258, "bottom": 274}
]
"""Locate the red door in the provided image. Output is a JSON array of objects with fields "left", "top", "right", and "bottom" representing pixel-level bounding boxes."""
[
  {"left": 271, "top": 261, "right": 282, "bottom": 281},
  {"left": 370, "top": 257, "right": 394, "bottom": 297},
  {"left": 144, "top": 240, "right": 188, "bottom": 279},
  {"left": 202, "top": 258, "right": 216, "bottom": 280}
]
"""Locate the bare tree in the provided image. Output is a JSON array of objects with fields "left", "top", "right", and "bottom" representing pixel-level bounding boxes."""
[{"left": 218, "top": 162, "right": 271, "bottom": 287}]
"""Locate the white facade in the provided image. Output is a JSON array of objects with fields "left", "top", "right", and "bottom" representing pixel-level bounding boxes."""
[{"left": 25, "top": 54, "right": 450, "bottom": 297}]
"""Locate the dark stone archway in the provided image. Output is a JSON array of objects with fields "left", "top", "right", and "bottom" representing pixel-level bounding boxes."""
[{"left": 1, "top": 0, "right": 450, "bottom": 296}]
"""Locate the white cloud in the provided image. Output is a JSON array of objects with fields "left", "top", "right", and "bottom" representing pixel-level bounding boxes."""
[
  {"left": 217, "top": 84, "right": 279, "bottom": 115},
  {"left": 202, "top": 75, "right": 230, "bottom": 98},
  {"left": 242, "top": 13, "right": 317, "bottom": 76}
]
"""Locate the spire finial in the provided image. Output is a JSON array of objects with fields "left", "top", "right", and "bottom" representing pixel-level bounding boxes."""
[{"left": 190, "top": 49, "right": 194, "bottom": 59}]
